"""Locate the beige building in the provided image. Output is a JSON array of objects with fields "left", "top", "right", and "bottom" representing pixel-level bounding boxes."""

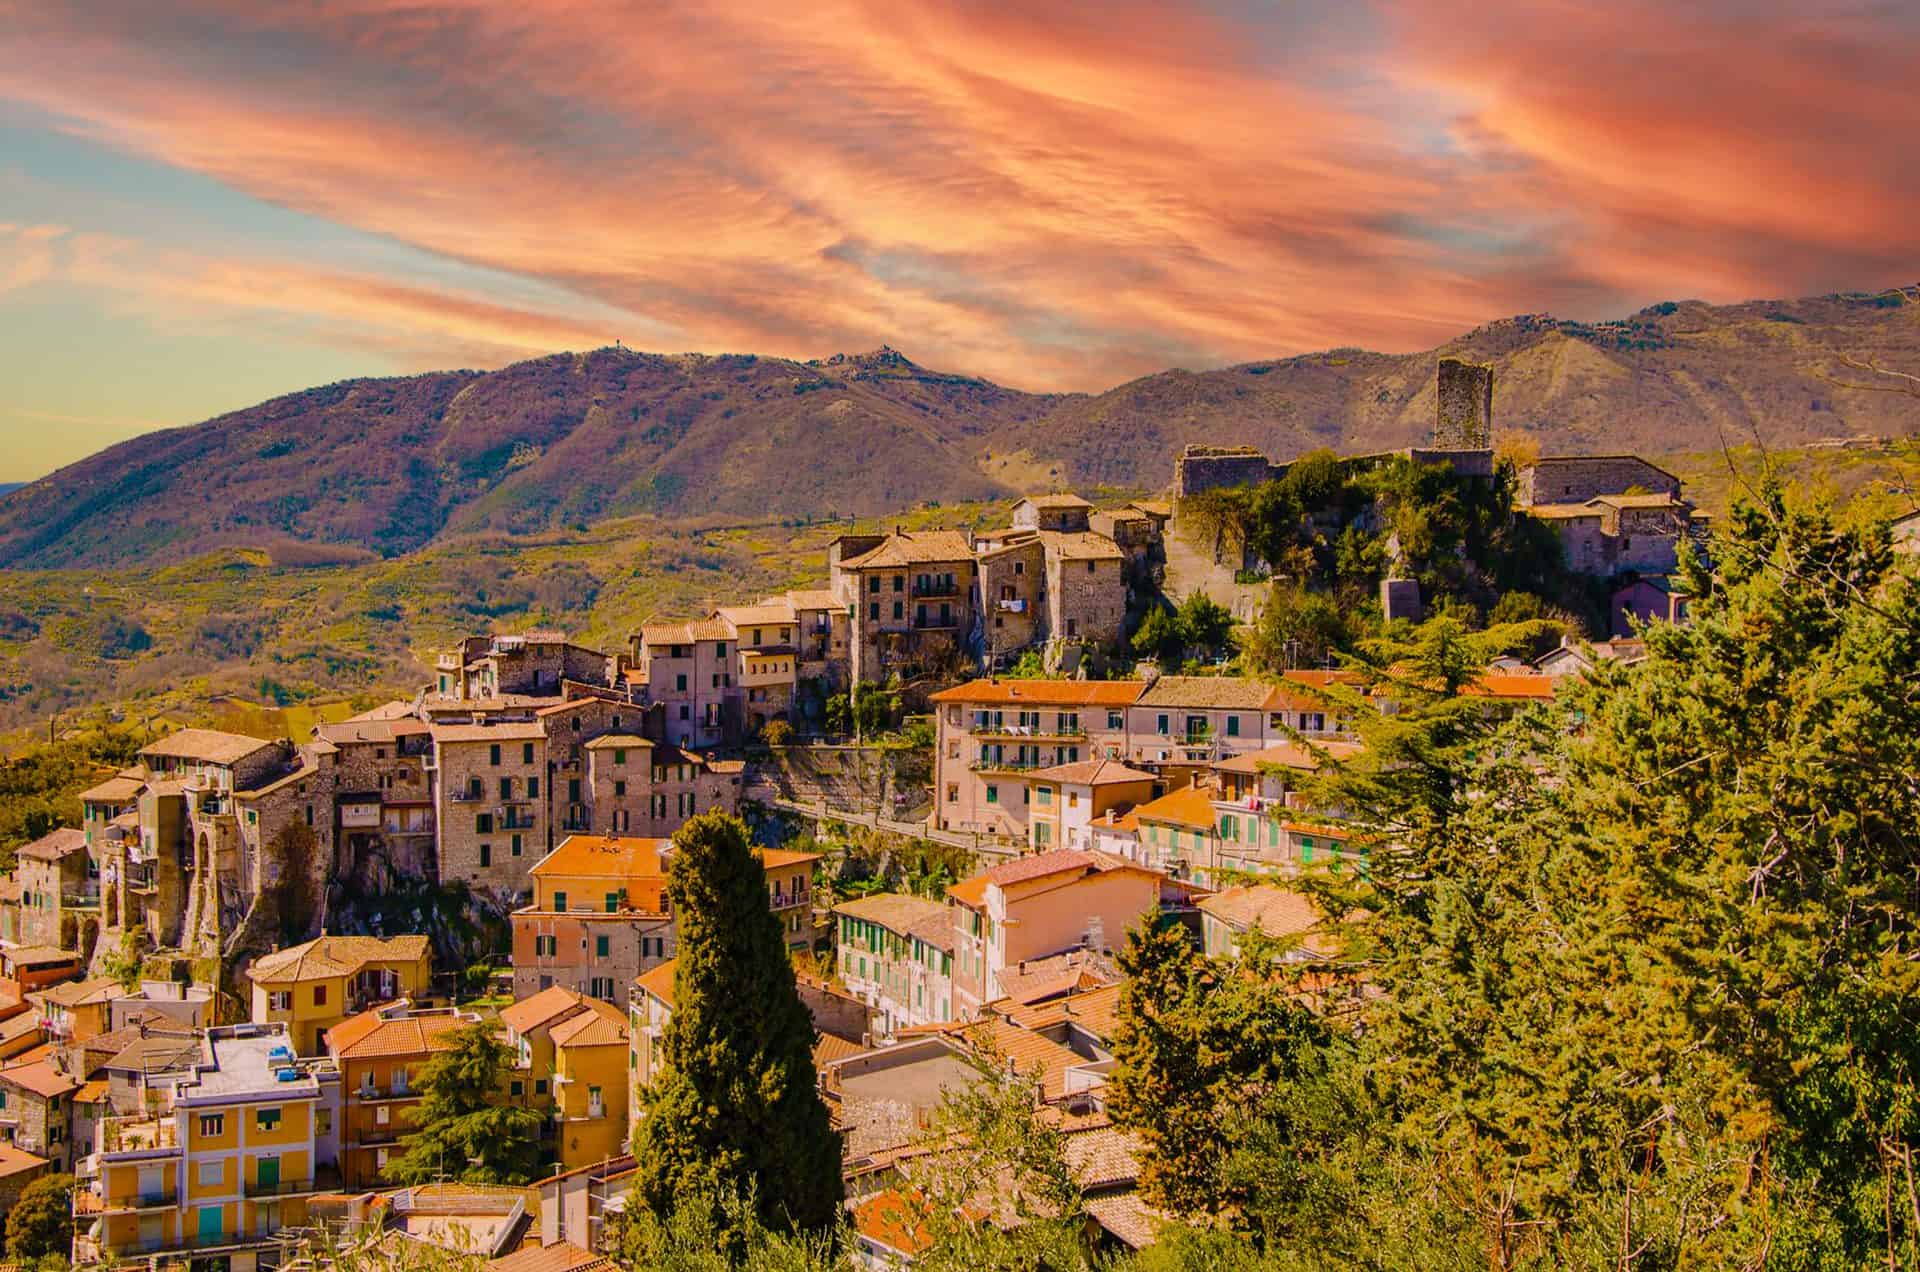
[
  {"left": 831, "top": 529, "right": 979, "bottom": 687},
  {"left": 430, "top": 721, "right": 549, "bottom": 897},
  {"left": 1022, "top": 759, "right": 1158, "bottom": 853},
  {"left": 247, "top": 934, "right": 434, "bottom": 1057},
  {"left": 833, "top": 893, "right": 955, "bottom": 1034}
]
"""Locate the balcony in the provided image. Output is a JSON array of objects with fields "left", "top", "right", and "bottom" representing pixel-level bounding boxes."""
[
  {"left": 93, "top": 1182, "right": 178, "bottom": 1213},
  {"left": 995, "top": 597, "right": 1028, "bottom": 613},
  {"left": 247, "top": 1167, "right": 337, "bottom": 1199},
  {"left": 448, "top": 788, "right": 484, "bottom": 803},
  {"left": 354, "top": 1084, "right": 416, "bottom": 1103},
  {"left": 969, "top": 722, "right": 1084, "bottom": 741},
  {"left": 968, "top": 758, "right": 1047, "bottom": 774},
  {"left": 911, "top": 580, "right": 959, "bottom": 599},
  {"left": 124, "top": 867, "right": 156, "bottom": 894},
  {"left": 911, "top": 614, "right": 959, "bottom": 630},
  {"left": 62, "top": 890, "right": 103, "bottom": 910},
  {"left": 769, "top": 888, "right": 811, "bottom": 911}
]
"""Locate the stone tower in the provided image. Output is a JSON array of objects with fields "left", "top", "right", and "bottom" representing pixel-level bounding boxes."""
[{"left": 1433, "top": 357, "right": 1493, "bottom": 450}]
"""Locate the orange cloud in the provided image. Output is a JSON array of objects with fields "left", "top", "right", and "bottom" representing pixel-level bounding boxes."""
[{"left": 0, "top": 0, "right": 1912, "bottom": 392}]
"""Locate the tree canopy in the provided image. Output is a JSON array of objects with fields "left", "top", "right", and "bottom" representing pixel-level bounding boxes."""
[{"left": 386, "top": 1022, "right": 543, "bottom": 1186}]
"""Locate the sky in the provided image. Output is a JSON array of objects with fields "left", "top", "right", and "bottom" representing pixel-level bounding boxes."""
[{"left": 1, "top": 1, "right": 1916, "bottom": 481}]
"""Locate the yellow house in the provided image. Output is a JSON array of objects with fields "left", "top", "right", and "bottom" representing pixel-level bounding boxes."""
[
  {"left": 75, "top": 1023, "right": 329, "bottom": 1272},
  {"left": 247, "top": 934, "right": 434, "bottom": 1056},
  {"left": 499, "top": 985, "right": 601, "bottom": 1130},
  {"left": 548, "top": 997, "right": 629, "bottom": 1171},
  {"left": 759, "top": 847, "right": 821, "bottom": 951}
]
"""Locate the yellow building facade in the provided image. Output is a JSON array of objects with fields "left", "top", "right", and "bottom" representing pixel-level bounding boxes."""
[
  {"left": 549, "top": 998, "right": 629, "bottom": 1171},
  {"left": 247, "top": 934, "right": 434, "bottom": 1056}
]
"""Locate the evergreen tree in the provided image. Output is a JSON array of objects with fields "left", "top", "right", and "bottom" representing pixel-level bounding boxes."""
[
  {"left": 5, "top": 1172, "right": 72, "bottom": 1260},
  {"left": 386, "top": 1022, "right": 543, "bottom": 1186},
  {"left": 633, "top": 812, "right": 842, "bottom": 1242}
]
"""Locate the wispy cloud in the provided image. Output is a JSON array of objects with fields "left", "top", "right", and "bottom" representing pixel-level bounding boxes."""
[{"left": 0, "top": 0, "right": 1912, "bottom": 394}]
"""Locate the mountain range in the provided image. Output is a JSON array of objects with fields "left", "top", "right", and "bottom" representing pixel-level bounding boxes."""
[{"left": 1, "top": 287, "right": 1914, "bottom": 569}]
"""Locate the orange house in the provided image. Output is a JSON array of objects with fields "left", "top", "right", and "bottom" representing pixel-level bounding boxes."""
[{"left": 324, "top": 1001, "right": 479, "bottom": 1188}]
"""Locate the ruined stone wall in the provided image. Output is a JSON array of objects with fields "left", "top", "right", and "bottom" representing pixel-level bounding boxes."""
[
  {"left": 1173, "top": 446, "right": 1280, "bottom": 500},
  {"left": 1434, "top": 358, "right": 1493, "bottom": 449},
  {"left": 228, "top": 771, "right": 330, "bottom": 961},
  {"left": 978, "top": 541, "right": 1045, "bottom": 661},
  {"left": 1049, "top": 554, "right": 1127, "bottom": 652},
  {"left": 1519, "top": 457, "right": 1681, "bottom": 505}
]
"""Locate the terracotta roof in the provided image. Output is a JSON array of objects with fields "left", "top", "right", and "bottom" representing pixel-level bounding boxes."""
[
  {"left": 716, "top": 603, "right": 796, "bottom": 629},
  {"left": 1465, "top": 674, "right": 1556, "bottom": 701},
  {"left": 852, "top": 1189, "right": 933, "bottom": 1256},
  {"left": 759, "top": 847, "right": 823, "bottom": 871},
  {"left": 249, "top": 935, "right": 430, "bottom": 985},
  {"left": 1529, "top": 502, "right": 1606, "bottom": 520},
  {"left": 0, "top": 1058, "right": 80, "bottom": 1099},
  {"left": 1064, "top": 1123, "right": 1145, "bottom": 1190},
  {"left": 995, "top": 948, "right": 1121, "bottom": 1006},
  {"left": 982, "top": 850, "right": 1100, "bottom": 887},
  {"left": 430, "top": 722, "right": 547, "bottom": 744},
  {"left": 487, "top": 1241, "right": 611, "bottom": 1272},
  {"left": 1084, "top": 1191, "right": 1167, "bottom": 1250},
  {"left": 1135, "top": 675, "right": 1279, "bottom": 710},
  {"left": 944, "top": 875, "right": 989, "bottom": 908},
  {"left": 349, "top": 700, "right": 419, "bottom": 722},
  {"left": 832, "top": 893, "right": 950, "bottom": 936},
  {"left": 1129, "top": 499, "right": 1172, "bottom": 519},
  {"left": 499, "top": 986, "right": 591, "bottom": 1035},
  {"left": 965, "top": 1017, "right": 1086, "bottom": 1100},
  {"left": 1130, "top": 784, "right": 1217, "bottom": 830},
  {"left": 329, "top": 1009, "right": 470, "bottom": 1060},
  {"left": 996, "top": 982, "right": 1124, "bottom": 1038},
  {"left": 1589, "top": 492, "right": 1685, "bottom": 510},
  {"left": 78, "top": 775, "right": 146, "bottom": 804},
  {"left": 314, "top": 718, "right": 429, "bottom": 745},
  {"left": 904, "top": 910, "right": 958, "bottom": 953},
  {"left": 839, "top": 529, "right": 976, "bottom": 570},
  {"left": 73, "top": 1077, "right": 111, "bottom": 1104},
  {"left": 531, "top": 836, "right": 671, "bottom": 881},
  {"left": 582, "top": 734, "right": 651, "bottom": 750},
  {"left": 927, "top": 679, "right": 1145, "bottom": 707},
  {"left": 1019, "top": 493, "right": 1092, "bottom": 510},
  {"left": 1199, "top": 885, "right": 1325, "bottom": 939},
  {"left": 139, "top": 728, "right": 277, "bottom": 766},
  {"left": 1212, "top": 740, "right": 1362, "bottom": 775},
  {"left": 1026, "top": 758, "right": 1157, "bottom": 786},
  {"left": 1038, "top": 530, "right": 1125, "bottom": 561},
  {"left": 103, "top": 1034, "right": 201, "bottom": 1076},
  {"left": 783, "top": 589, "right": 842, "bottom": 611},
  {"left": 549, "top": 998, "right": 627, "bottom": 1049},
  {"left": 15, "top": 828, "right": 87, "bottom": 863},
  {"left": 37, "top": 975, "right": 116, "bottom": 1006},
  {"left": 0, "top": 1143, "right": 48, "bottom": 1179},
  {"left": 638, "top": 617, "right": 733, "bottom": 645},
  {"left": 633, "top": 959, "right": 677, "bottom": 1011}
]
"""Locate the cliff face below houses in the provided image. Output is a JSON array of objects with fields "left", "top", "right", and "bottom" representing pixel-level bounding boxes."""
[{"left": 1, "top": 287, "right": 1916, "bottom": 570}]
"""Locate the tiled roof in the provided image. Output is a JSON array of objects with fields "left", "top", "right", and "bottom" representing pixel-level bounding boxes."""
[
  {"left": 759, "top": 848, "right": 823, "bottom": 870},
  {"left": 530, "top": 836, "right": 671, "bottom": 881},
  {"left": 832, "top": 893, "right": 950, "bottom": 936},
  {"left": 499, "top": 986, "right": 590, "bottom": 1035},
  {"left": 964, "top": 1017, "right": 1085, "bottom": 1100},
  {"left": 1019, "top": 493, "right": 1092, "bottom": 510},
  {"left": 1465, "top": 674, "right": 1556, "bottom": 701},
  {"left": 430, "top": 722, "right": 547, "bottom": 744},
  {"left": 37, "top": 975, "right": 116, "bottom": 1006},
  {"left": 852, "top": 1189, "right": 933, "bottom": 1256},
  {"left": 249, "top": 935, "right": 430, "bottom": 985},
  {"left": 139, "top": 728, "right": 276, "bottom": 766},
  {"left": 1130, "top": 784, "right": 1217, "bottom": 830},
  {"left": 928, "top": 679, "right": 1146, "bottom": 707},
  {"left": 15, "top": 828, "right": 87, "bottom": 863},
  {"left": 1589, "top": 492, "right": 1686, "bottom": 509},
  {"left": 77, "top": 774, "right": 146, "bottom": 804},
  {"left": 1038, "top": 530, "right": 1125, "bottom": 562},
  {"left": 633, "top": 959, "right": 677, "bottom": 1011},
  {"left": 582, "top": 734, "right": 651, "bottom": 750},
  {"left": 314, "top": 718, "right": 429, "bottom": 745},
  {"left": 1529, "top": 502, "right": 1605, "bottom": 519},
  {"left": 1199, "top": 885, "right": 1325, "bottom": 939},
  {"left": 638, "top": 617, "right": 733, "bottom": 644},
  {"left": 0, "top": 1143, "right": 48, "bottom": 1179},
  {"left": 1026, "top": 758, "right": 1156, "bottom": 786},
  {"left": 715, "top": 603, "right": 796, "bottom": 629},
  {"left": 945, "top": 875, "right": 988, "bottom": 908},
  {"left": 783, "top": 589, "right": 842, "bottom": 611},
  {"left": 812, "top": 1032, "right": 866, "bottom": 1068},
  {"left": 838, "top": 530, "right": 976, "bottom": 569},
  {"left": 329, "top": 1009, "right": 470, "bottom": 1060},
  {"left": 0, "top": 1058, "right": 80, "bottom": 1099},
  {"left": 1135, "top": 675, "right": 1279, "bottom": 710},
  {"left": 1129, "top": 499, "right": 1172, "bottom": 519},
  {"left": 1063, "top": 1123, "right": 1145, "bottom": 1190},
  {"left": 348, "top": 700, "right": 418, "bottom": 722},
  {"left": 995, "top": 948, "right": 1121, "bottom": 1006},
  {"left": 997, "top": 982, "right": 1124, "bottom": 1038},
  {"left": 1212, "top": 740, "right": 1362, "bottom": 774},
  {"left": 549, "top": 998, "right": 627, "bottom": 1049},
  {"left": 487, "top": 1240, "right": 611, "bottom": 1272},
  {"left": 1083, "top": 1191, "right": 1168, "bottom": 1250}
]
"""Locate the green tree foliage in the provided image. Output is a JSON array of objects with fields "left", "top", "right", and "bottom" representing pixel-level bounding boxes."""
[
  {"left": 0, "top": 725, "right": 142, "bottom": 866},
  {"left": 824, "top": 681, "right": 899, "bottom": 736},
  {"left": 633, "top": 812, "right": 842, "bottom": 1244},
  {"left": 1129, "top": 492, "right": 1920, "bottom": 1268},
  {"left": 1134, "top": 594, "right": 1237, "bottom": 665},
  {"left": 1241, "top": 583, "right": 1364, "bottom": 673},
  {"left": 5, "top": 1172, "right": 72, "bottom": 1259},
  {"left": 607, "top": 1187, "right": 850, "bottom": 1271},
  {"left": 386, "top": 1022, "right": 543, "bottom": 1186}
]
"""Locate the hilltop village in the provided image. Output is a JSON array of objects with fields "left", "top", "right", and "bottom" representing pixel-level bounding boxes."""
[{"left": 0, "top": 360, "right": 1805, "bottom": 1269}]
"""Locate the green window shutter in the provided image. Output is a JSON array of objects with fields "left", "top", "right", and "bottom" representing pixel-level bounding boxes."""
[
  {"left": 554, "top": 891, "right": 568, "bottom": 912},
  {"left": 596, "top": 935, "right": 610, "bottom": 958},
  {"left": 605, "top": 892, "right": 620, "bottom": 913}
]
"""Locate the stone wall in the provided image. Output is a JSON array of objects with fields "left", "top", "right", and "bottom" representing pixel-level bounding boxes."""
[
  {"left": 978, "top": 540, "right": 1045, "bottom": 661},
  {"left": 1173, "top": 445, "right": 1280, "bottom": 500},
  {"left": 436, "top": 735, "right": 548, "bottom": 899},
  {"left": 1048, "top": 553, "right": 1127, "bottom": 652},
  {"left": 1519, "top": 456, "right": 1681, "bottom": 505},
  {"left": 1434, "top": 357, "right": 1493, "bottom": 449}
]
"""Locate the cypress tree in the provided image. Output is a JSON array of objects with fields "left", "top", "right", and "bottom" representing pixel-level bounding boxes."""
[{"left": 632, "top": 811, "right": 842, "bottom": 1240}]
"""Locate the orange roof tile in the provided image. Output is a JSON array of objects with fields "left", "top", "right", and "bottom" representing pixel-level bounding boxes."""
[
  {"left": 1466, "top": 674, "right": 1556, "bottom": 700},
  {"left": 487, "top": 1241, "right": 611, "bottom": 1272},
  {"left": 330, "top": 1010, "right": 470, "bottom": 1061},
  {"left": 498, "top": 986, "right": 590, "bottom": 1036},
  {"left": 550, "top": 998, "right": 627, "bottom": 1049},
  {"left": 929, "top": 679, "right": 1146, "bottom": 707},
  {"left": 633, "top": 959, "right": 677, "bottom": 1011},
  {"left": 1130, "top": 784, "right": 1217, "bottom": 830},
  {"left": 852, "top": 1189, "right": 934, "bottom": 1256},
  {"left": 531, "top": 835, "right": 671, "bottom": 881}
]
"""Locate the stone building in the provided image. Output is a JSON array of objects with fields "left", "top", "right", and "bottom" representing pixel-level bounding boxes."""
[
  {"left": 1011, "top": 494, "right": 1094, "bottom": 533},
  {"left": 432, "top": 631, "right": 622, "bottom": 701},
  {"left": 630, "top": 618, "right": 735, "bottom": 749},
  {"left": 430, "top": 721, "right": 549, "bottom": 898},
  {"left": 1516, "top": 455, "right": 1682, "bottom": 506},
  {"left": 1432, "top": 356, "right": 1493, "bottom": 450},
  {"left": 831, "top": 529, "right": 980, "bottom": 687},
  {"left": 9, "top": 828, "right": 95, "bottom": 952}
]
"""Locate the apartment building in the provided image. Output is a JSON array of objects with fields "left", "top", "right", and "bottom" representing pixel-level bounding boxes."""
[
  {"left": 73, "top": 1023, "right": 335, "bottom": 1272},
  {"left": 631, "top": 618, "right": 735, "bottom": 749},
  {"left": 499, "top": 985, "right": 600, "bottom": 1130},
  {"left": 1124, "top": 676, "right": 1296, "bottom": 767},
  {"left": 833, "top": 893, "right": 955, "bottom": 1034},
  {"left": 1207, "top": 741, "right": 1364, "bottom": 882},
  {"left": 831, "top": 530, "right": 980, "bottom": 687},
  {"left": 511, "top": 836, "right": 676, "bottom": 1009},
  {"left": 246, "top": 934, "right": 434, "bottom": 1056},
  {"left": 430, "top": 721, "right": 549, "bottom": 896},
  {"left": 1022, "top": 759, "right": 1158, "bottom": 853},
  {"left": 325, "top": 1001, "right": 479, "bottom": 1188},
  {"left": 716, "top": 602, "right": 800, "bottom": 734},
  {"left": 946, "top": 850, "right": 1166, "bottom": 1020},
  {"left": 929, "top": 680, "right": 1143, "bottom": 839},
  {"left": 548, "top": 997, "right": 629, "bottom": 1172},
  {"left": 0, "top": 1045, "right": 80, "bottom": 1170},
  {"left": 9, "top": 828, "right": 95, "bottom": 951},
  {"left": 306, "top": 715, "right": 437, "bottom": 882},
  {"left": 785, "top": 588, "right": 851, "bottom": 693}
]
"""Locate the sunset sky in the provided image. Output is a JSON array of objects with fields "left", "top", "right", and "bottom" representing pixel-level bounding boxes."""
[{"left": 2, "top": 1, "right": 1915, "bottom": 480}]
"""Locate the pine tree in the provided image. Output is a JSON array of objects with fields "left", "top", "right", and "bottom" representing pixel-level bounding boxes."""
[
  {"left": 386, "top": 1022, "right": 543, "bottom": 1186},
  {"left": 632, "top": 812, "right": 842, "bottom": 1241}
]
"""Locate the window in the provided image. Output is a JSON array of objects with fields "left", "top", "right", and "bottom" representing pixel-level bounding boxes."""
[
  {"left": 1014, "top": 561, "right": 1024, "bottom": 576},
  {"left": 535, "top": 935, "right": 556, "bottom": 957},
  {"left": 553, "top": 891, "right": 568, "bottom": 912},
  {"left": 569, "top": 779, "right": 582, "bottom": 802},
  {"left": 1087, "top": 559, "right": 1097, "bottom": 573},
  {"left": 614, "top": 780, "right": 626, "bottom": 797},
  {"left": 198, "top": 1114, "right": 225, "bottom": 1139},
  {"left": 1036, "top": 787, "right": 1052, "bottom": 805},
  {"left": 679, "top": 705, "right": 690, "bottom": 720},
  {"left": 605, "top": 892, "right": 620, "bottom": 913},
  {"left": 892, "top": 575, "right": 904, "bottom": 592},
  {"left": 892, "top": 601, "right": 903, "bottom": 621},
  {"left": 589, "top": 976, "right": 615, "bottom": 1000},
  {"left": 511, "top": 834, "right": 522, "bottom": 857},
  {"left": 535, "top": 1079, "right": 549, "bottom": 1096},
  {"left": 528, "top": 777, "right": 539, "bottom": 798},
  {"left": 1068, "top": 791, "right": 1080, "bottom": 809},
  {"left": 268, "top": 990, "right": 291, "bottom": 1012},
  {"left": 947, "top": 784, "right": 958, "bottom": 803},
  {"left": 675, "top": 673, "right": 688, "bottom": 691},
  {"left": 499, "top": 777, "right": 512, "bottom": 800},
  {"left": 1226, "top": 715, "right": 1240, "bottom": 737},
  {"left": 985, "top": 785, "right": 998, "bottom": 804},
  {"left": 510, "top": 1080, "right": 524, "bottom": 1097},
  {"left": 489, "top": 744, "right": 501, "bottom": 766},
  {"left": 256, "top": 1107, "right": 281, "bottom": 1132},
  {"left": 479, "top": 842, "right": 491, "bottom": 867},
  {"left": 523, "top": 742, "right": 535, "bottom": 764},
  {"left": 868, "top": 603, "right": 879, "bottom": 621},
  {"left": 596, "top": 934, "right": 611, "bottom": 957},
  {"left": 312, "top": 986, "right": 327, "bottom": 1007},
  {"left": 476, "top": 813, "right": 493, "bottom": 834},
  {"left": 613, "top": 748, "right": 627, "bottom": 765},
  {"left": 715, "top": 642, "right": 727, "bottom": 657},
  {"left": 1156, "top": 713, "right": 1170, "bottom": 735}
]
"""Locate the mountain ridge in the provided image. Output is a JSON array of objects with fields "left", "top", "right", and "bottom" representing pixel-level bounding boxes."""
[{"left": 2, "top": 286, "right": 1914, "bottom": 569}]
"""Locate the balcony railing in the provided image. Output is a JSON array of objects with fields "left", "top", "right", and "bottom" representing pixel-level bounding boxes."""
[
  {"left": 246, "top": 1175, "right": 324, "bottom": 1200},
  {"left": 97, "top": 1184, "right": 178, "bottom": 1212},
  {"left": 355, "top": 1084, "right": 415, "bottom": 1103},
  {"left": 912, "top": 580, "right": 959, "bottom": 598},
  {"left": 969, "top": 722, "right": 1084, "bottom": 740},
  {"left": 968, "top": 759, "right": 1048, "bottom": 773},
  {"left": 124, "top": 868, "right": 156, "bottom": 893},
  {"left": 912, "top": 615, "right": 959, "bottom": 630},
  {"left": 769, "top": 888, "right": 811, "bottom": 911},
  {"left": 448, "top": 788, "right": 484, "bottom": 803}
]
